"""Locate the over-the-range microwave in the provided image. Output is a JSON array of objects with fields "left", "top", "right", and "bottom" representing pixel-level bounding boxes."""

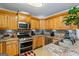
[{"left": 18, "top": 22, "right": 30, "bottom": 29}]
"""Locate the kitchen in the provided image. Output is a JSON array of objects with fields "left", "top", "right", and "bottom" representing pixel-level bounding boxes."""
[{"left": 0, "top": 3, "right": 79, "bottom": 56}]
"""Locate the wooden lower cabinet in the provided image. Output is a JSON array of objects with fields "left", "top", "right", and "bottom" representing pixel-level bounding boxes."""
[
  {"left": 0, "top": 42, "right": 6, "bottom": 54},
  {"left": 6, "top": 40, "right": 19, "bottom": 56},
  {"left": 33, "top": 36, "right": 37, "bottom": 49},
  {"left": 0, "top": 42, "right": 3, "bottom": 54},
  {"left": 37, "top": 36, "right": 44, "bottom": 47},
  {"left": 33, "top": 36, "right": 45, "bottom": 49}
]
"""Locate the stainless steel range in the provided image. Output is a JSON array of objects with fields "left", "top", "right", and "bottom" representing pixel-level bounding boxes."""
[
  {"left": 17, "top": 31, "right": 33, "bottom": 53},
  {"left": 19, "top": 38, "right": 33, "bottom": 53}
]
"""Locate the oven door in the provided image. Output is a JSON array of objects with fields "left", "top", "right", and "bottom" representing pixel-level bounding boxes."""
[{"left": 20, "top": 40, "right": 32, "bottom": 53}]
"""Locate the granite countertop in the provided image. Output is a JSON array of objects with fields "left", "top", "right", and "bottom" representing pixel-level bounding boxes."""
[
  {"left": 34, "top": 41, "right": 79, "bottom": 56},
  {"left": 0, "top": 37, "right": 19, "bottom": 42},
  {"left": 44, "top": 43, "right": 79, "bottom": 56},
  {"left": 32, "top": 35, "right": 53, "bottom": 38}
]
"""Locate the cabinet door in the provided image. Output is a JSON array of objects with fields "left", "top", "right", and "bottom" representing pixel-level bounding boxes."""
[
  {"left": 33, "top": 36, "right": 45, "bottom": 49},
  {"left": 0, "top": 42, "right": 6, "bottom": 54},
  {"left": 45, "top": 20, "right": 48, "bottom": 30},
  {"left": 0, "top": 15, "right": 3, "bottom": 27},
  {"left": 12, "top": 16, "right": 18, "bottom": 30},
  {"left": 31, "top": 20, "right": 40, "bottom": 30},
  {"left": 59, "top": 16, "right": 70, "bottom": 30},
  {"left": 36, "top": 20, "right": 40, "bottom": 30},
  {"left": 33, "top": 36, "right": 38, "bottom": 49},
  {"left": 46, "top": 20, "right": 51, "bottom": 30},
  {"left": 0, "top": 42, "right": 3, "bottom": 53},
  {"left": 10, "top": 42, "right": 19, "bottom": 56},
  {"left": 18, "top": 14, "right": 31, "bottom": 22},
  {"left": 6, "top": 15, "right": 17, "bottom": 30},
  {"left": 4, "top": 15, "right": 8, "bottom": 29},
  {"left": 37, "top": 36, "right": 44, "bottom": 47},
  {"left": 50, "top": 18, "right": 57, "bottom": 30},
  {"left": 50, "top": 19, "right": 54, "bottom": 30},
  {"left": 6, "top": 40, "right": 19, "bottom": 56},
  {"left": 50, "top": 16, "right": 70, "bottom": 30},
  {"left": 0, "top": 14, "right": 7, "bottom": 29},
  {"left": 0, "top": 13, "right": 17, "bottom": 30},
  {"left": 6, "top": 42, "right": 12, "bottom": 56},
  {"left": 69, "top": 24, "right": 77, "bottom": 30},
  {"left": 31, "top": 20, "right": 36, "bottom": 30}
]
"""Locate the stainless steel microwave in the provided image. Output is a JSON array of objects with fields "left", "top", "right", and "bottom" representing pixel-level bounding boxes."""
[{"left": 18, "top": 22, "right": 30, "bottom": 29}]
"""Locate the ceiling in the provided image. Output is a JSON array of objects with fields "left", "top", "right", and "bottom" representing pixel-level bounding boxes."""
[{"left": 0, "top": 3, "right": 79, "bottom": 18}]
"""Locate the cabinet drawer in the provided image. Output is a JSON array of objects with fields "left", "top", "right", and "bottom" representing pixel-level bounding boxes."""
[{"left": 6, "top": 40, "right": 18, "bottom": 45}]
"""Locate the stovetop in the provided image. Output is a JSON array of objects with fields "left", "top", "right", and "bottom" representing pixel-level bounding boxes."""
[{"left": 19, "top": 37, "right": 32, "bottom": 43}]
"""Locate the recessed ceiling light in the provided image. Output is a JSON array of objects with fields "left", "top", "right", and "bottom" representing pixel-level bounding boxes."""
[{"left": 27, "top": 3, "right": 43, "bottom": 7}]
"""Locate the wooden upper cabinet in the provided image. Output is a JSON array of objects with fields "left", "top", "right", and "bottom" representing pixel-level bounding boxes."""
[
  {"left": 18, "top": 13, "right": 31, "bottom": 22},
  {"left": 45, "top": 18, "right": 59, "bottom": 30},
  {"left": 49, "top": 19, "right": 54, "bottom": 30},
  {"left": 0, "top": 10, "right": 18, "bottom": 30},
  {"left": 45, "top": 15, "right": 77, "bottom": 30},
  {"left": 7, "top": 15, "right": 18, "bottom": 30},
  {"left": 55, "top": 16, "right": 70, "bottom": 30},
  {"left": 36, "top": 20, "right": 40, "bottom": 30},
  {"left": 50, "top": 16, "right": 70, "bottom": 30},
  {"left": 58, "top": 16, "right": 77, "bottom": 30},
  {"left": 44, "top": 20, "right": 51, "bottom": 30},
  {"left": 70, "top": 25, "right": 77, "bottom": 30},
  {"left": 31, "top": 17, "right": 40, "bottom": 30},
  {"left": 43, "top": 12, "right": 77, "bottom": 30},
  {"left": 45, "top": 18, "right": 56, "bottom": 30},
  {"left": 31, "top": 20, "right": 40, "bottom": 30}
]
